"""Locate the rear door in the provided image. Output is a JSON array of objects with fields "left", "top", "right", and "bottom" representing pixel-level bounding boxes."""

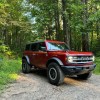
[{"left": 29, "top": 43, "right": 38, "bottom": 66}]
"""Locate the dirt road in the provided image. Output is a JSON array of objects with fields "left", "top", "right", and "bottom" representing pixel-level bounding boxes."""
[{"left": 0, "top": 70, "right": 100, "bottom": 100}]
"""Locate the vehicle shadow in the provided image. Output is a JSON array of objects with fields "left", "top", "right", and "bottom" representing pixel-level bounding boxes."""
[
  {"left": 22, "top": 69, "right": 89, "bottom": 86},
  {"left": 32, "top": 69, "right": 85, "bottom": 83},
  {"left": 30, "top": 69, "right": 47, "bottom": 79}
]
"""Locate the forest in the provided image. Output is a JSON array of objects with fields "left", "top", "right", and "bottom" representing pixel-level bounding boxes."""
[
  {"left": 0, "top": 0, "right": 100, "bottom": 90},
  {"left": 0, "top": 0, "right": 100, "bottom": 55}
]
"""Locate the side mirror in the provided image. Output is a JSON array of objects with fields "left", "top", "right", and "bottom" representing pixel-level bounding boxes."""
[{"left": 40, "top": 47, "right": 46, "bottom": 52}]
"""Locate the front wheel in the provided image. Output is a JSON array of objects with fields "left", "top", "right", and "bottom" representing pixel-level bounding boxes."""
[
  {"left": 77, "top": 72, "right": 92, "bottom": 80},
  {"left": 47, "top": 62, "right": 64, "bottom": 85}
]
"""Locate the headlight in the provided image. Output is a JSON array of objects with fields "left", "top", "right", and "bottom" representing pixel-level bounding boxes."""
[
  {"left": 91, "top": 56, "right": 95, "bottom": 61},
  {"left": 68, "top": 56, "right": 73, "bottom": 63}
]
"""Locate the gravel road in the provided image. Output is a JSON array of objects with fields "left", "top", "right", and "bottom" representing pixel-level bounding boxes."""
[{"left": 0, "top": 70, "right": 100, "bottom": 100}]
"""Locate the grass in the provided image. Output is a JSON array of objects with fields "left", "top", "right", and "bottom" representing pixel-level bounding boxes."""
[
  {"left": 93, "top": 57, "right": 100, "bottom": 74},
  {"left": 0, "top": 55, "right": 21, "bottom": 92}
]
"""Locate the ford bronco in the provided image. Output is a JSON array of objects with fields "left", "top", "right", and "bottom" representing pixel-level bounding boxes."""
[{"left": 22, "top": 40, "right": 96, "bottom": 85}]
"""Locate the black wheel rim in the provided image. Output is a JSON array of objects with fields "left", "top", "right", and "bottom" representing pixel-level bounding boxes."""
[{"left": 49, "top": 67, "right": 57, "bottom": 80}]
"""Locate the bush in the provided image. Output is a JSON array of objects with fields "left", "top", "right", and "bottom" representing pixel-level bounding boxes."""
[
  {"left": 0, "top": 44, "right": 16, "bottom": 59},
  {"left": 93, "top": 57, "right": 100, "bottom": 74},
  {"left": 0, "top": 55, "right": 21, "bottom": 91},
  {"left": 0, "top": 45, "right": 9, "bottom": 53},
  {"left": 92, "top": 37, "right": 100, "bottom": 57}
]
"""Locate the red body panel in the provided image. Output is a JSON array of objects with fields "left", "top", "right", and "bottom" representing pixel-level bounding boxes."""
[{"left": 23, "top": 40, "right": 94, "bottom": 68}]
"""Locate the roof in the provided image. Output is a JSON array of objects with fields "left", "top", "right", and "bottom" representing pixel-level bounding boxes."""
[
  {"left": 45, "top": 40, "right": 64, "bottom": 43},
  {"left": 26, "top": 40, "right": 64, "bottom": 45}
]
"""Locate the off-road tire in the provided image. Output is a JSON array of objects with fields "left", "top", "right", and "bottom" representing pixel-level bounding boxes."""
[
  {"left": 22, "top": 59, "right": 31, "bottom": 73},
  {"left": 47, "top": 62, "right": 64, "bottom": 85}
]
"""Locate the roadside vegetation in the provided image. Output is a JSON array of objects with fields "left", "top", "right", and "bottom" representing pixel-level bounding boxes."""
[
  {"left": 0, "top": 53, "right": 21, "bottom": 92},
  {"left": 93, "top": 57, "right": 100, "bottom": 75}
]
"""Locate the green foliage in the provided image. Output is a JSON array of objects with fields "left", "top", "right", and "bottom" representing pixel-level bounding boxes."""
[
  {"left": 0, "top": 54, "right": 21, "bottom": 91},
  {"left": 0, "top": 45, "right": 9, "bottom": 53},
  {"left": 91, "top": 37, "right": 100, "bottom": 56},
  {"left": 93, "top": 57, "right": 100, "bottom": 74},
  {"left": 0, "top": 44, "right": 15, "bottom": 58},
  {"left": 0, "top": 0, "right": 99, "bottom": 53},
  {"left": 0, "top": 0, "right": 33, "bottom": 54},
  {"left": 0, "top": 0, "right": 99, "bottom": 54}
]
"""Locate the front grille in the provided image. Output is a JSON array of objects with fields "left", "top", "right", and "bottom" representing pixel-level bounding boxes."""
[{"left": 72, "top": 56, "right": 93, "bottom": 63}]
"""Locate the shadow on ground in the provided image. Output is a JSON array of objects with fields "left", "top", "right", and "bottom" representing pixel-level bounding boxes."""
[{"left": 28, "top": 69, "right": 87, "bottom": 86}]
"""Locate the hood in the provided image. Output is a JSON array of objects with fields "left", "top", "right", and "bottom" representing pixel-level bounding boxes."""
[
  {"left": 48, "top": 50, "right": 93, "bottom": 56},
  {"left": 66, "top": 50, "right": 93, "bottom": 56}
]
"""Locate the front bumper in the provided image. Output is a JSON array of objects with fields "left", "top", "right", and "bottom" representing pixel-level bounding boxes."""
[{"left": 61, "top": 64, "right": 96, "bottom": 75}]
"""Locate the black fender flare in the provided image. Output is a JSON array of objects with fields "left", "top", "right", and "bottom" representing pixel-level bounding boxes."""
[
  {"left": 46, "top": 57, "right": 64, "bottom": 67},
  {"left": 22, "top": 55, "right": 30, "bottom": 64}
]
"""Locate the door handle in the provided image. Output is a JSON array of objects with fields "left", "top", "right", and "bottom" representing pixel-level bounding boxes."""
[{"left": 32, "top": 54, "right": 36, "bottom": 56}]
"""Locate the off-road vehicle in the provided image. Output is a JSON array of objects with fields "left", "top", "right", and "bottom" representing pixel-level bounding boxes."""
[{"left": 22, "top": 40, "right": 96, "bottom": 85}]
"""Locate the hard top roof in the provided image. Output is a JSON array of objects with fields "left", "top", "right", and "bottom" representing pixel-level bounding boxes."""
[{"left": 26, "top": 40, "right": 65, "bottom": 45}]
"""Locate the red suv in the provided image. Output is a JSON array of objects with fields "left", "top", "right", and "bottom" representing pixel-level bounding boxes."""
[{"left": 22, "top": 40, "right": 96, "bottom": 85}]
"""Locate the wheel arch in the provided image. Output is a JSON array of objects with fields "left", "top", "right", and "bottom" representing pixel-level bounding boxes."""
[
  {"left": 46, "top": 57, "right": 64, "bottom": 67},
  {"left": 22, "top": 55, "right": 30, "bottom": 64}
]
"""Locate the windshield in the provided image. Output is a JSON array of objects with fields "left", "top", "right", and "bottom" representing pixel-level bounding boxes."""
[{"left": 47, "top": 42, "right": 69, "bottom": 51}]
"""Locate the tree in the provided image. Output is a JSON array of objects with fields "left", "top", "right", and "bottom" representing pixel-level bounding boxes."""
[{"left": 0, "top": 0, "right": 99, "bottom": 55}]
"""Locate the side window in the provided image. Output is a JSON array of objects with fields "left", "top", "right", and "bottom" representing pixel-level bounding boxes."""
[
  {"left": 31, "top": 43, "right": 38, "bottom": 51},
  {"left": 30, "top": 42, "right": 46, "bottom": 51},
  {"left": 25, "top": 44, "right": 30, "bottom": 50},
  {"left": 38, "top": 42, "right": 46, "bottom": 51}
]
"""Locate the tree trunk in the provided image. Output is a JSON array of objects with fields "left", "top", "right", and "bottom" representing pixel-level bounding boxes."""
[
  {"left": 54, "top": 0, "right": 61, "bottom": 40},
  {"left": 82, "top": 0, "right": 89, "bottom": 51},
  {"left": 90, "top": 29, "right": 93, "bottom": 50},
  {"left": 62, "top": 0, "right": 70, "bottom": 48}
]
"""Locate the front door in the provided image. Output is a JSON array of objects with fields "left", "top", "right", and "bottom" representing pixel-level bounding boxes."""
[{"left": 36, "top": 42, "right": 48, "bottom": 68}]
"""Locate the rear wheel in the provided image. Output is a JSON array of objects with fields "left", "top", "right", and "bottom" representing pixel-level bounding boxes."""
[
  {"left": 22, "top": 59, "right": 31, "bottom": 73},
  {"left": 77, "top": 72, "right": 92, "bottom": 80},
  {"left": 47, "top": 62, "right": 64, "bottom": 85}
]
